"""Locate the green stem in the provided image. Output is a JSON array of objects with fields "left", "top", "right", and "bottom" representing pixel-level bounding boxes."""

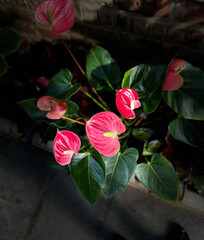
[
  {"left": 80, "top": 87, "right": 109, "bottom": 111},
  {"left": 144, "top": 157, "right": 150, "bottom": 163},
  {"left": 106, "top": 80, "right": 114, "bottom": 91}
]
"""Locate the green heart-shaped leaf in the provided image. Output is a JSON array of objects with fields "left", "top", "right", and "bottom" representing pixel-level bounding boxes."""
[
  {"left": 163, "top": 62, "right": 204, "bottom": 120},
  {"left": 18, "top": 98, "right": 47, "bottom": 120},
  {"left": 135, "top": 153, "right": 179, "bottom": 201},
  {"left": 0, "top": 28, "right": 22, "bottom": 56},
  {"left": 46, "top": 68, "right": 81, "bottom": 100},
  {"left": 86, "top": 46, "right": 121, "bottom": 91},
  {"left": 169, "top": 117, "right": 204, "bottom": 151},
  {"left": 103, "top": 148, "right": 139, "bottom": 198},
  {"left": 122, "top": 64, "right": 153, "bottom": 89},
  {"left": 71, "top": 148, "right": 105, "bottom": 205}
]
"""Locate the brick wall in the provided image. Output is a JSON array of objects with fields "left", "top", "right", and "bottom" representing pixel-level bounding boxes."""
[{"left": 0, "top": 0, "right": 204, "bottom": 67}]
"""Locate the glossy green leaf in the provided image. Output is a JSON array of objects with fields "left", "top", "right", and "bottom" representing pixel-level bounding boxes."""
[
  {"left": 132, "top": 127, "right": 154, "bottom": 140},
  {"left": 46, "top": 68, "right": 81, "bottom": 100},
  {"left": 133, "top": 64, "right": 167, "bottom": 113},
  {"left": 103, "top": 148, "right": 139, "bottom": 198},
  {"left": 122, "top": 64, "right": 153, "bottom": 89},
  {"left": 86, "top": 46, "right": 121, "bottom": 90},
  {"left": 135, "top": 153, "right": 179, "bottom": 201},
  {"left": 163, "top": 62, "right": 204, "bottom": 120},
  {"left": 191, "top": 168, "right": 204, "bottom": 197},
  {"left": 0, "top": 53, "right": 8, "bottom": 77},
  {"left": 71, "top": 148, "right": 105, "bottom": 205},
  {"left": 65, "top": 100, "right": 79, "bottom": 116},
  {"left": 18, "top": 98, "right": 47, "bottom": 120},
  {"left": 0, "top": 28, "right": 22, "bottom": 56},
  {"left": 147, "top": 140, "right": 163, "bottom": 153},
  {"left": 169, "top": 117, "right": 204, "bottom": 151}
]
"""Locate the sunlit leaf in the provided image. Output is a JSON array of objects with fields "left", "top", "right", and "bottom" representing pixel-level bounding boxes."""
[
  {"left": 135, "top": 153, "right": 179, "bottom": 201},
  {"left": 86, "top": 46, "right": 121, "bottom": 91},
  {"left": 163, "top": 62, "right": 204, "bottom": 120},
  {"left": 71, "top": 148, "right": 105, "bottom": 205},
  {"left": 103, "top": 148, "right": 139, "bottom": 198}
]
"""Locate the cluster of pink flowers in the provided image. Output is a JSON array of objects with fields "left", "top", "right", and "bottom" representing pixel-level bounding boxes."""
[{"left": 35, "top": 0, "right": 186, "bottom": 166}]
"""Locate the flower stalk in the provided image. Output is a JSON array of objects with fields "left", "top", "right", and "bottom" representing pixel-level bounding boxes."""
[{"left": 58, "top": 35, "right": 110, "bottom": 110}]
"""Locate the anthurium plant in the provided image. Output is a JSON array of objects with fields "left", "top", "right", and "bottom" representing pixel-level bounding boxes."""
[{"left": 19, "top": 0, "right": 204, "bottom": 205}]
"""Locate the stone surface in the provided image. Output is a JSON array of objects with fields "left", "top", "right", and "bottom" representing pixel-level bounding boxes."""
[
  {"left": 103, "top": 183, "right": 204, "bottom": 240},
  {"left": 26, "top": 171, "right": 107, "bottom": 240},
  {"left": 0, "top": 200, "right": 31, "bottom": 240},
  {"left": 175, "top": 2, "right": 204, "bottom": 25},
  {"left": 149, "top": 21, "right": 166, "bottom": 39},
  {"left": 0, "top": 134, "right": 54, "bottom": 213}
]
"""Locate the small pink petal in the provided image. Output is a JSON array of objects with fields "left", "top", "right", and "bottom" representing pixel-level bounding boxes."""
[
  {"left": 37, "top": 96, "right": 67, "bottom": 119},
  {"left": 162, "top": 71, "right": 184, "bottom": 91},
  {"left": 116, "top": 88, "right": 141, "bottom": 119},
  {"left": 37, "top": 77, "right": 50, "bottom": 89},
  {"left": 169, "top": 59, "right": 186, "bottom": 74},
  {"left": 86, "top": 112, "right": 126, "bottom": 156},
  {"left": 53, "top": 130, "right": 81, "bottom": 165},
  {"left": 35, "top": 0, "right": 75, "bottom": 35}
]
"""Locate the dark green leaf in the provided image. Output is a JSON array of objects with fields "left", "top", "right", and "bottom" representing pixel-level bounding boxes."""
[
  {"left": 133, "top": 64, "right": 168, "bottom": 113},
  {"left": 18, "top": 98, "right": 47, "bottom": 120},
  {"left": 86, "top": 46, "right": 121, "bottom": 90},
  {"left": 103, "top": 148, "right": 139, "bottom": 198},
  {"left": 122, "top": 64, "right": 153, "bottom": 89},
  {"left": 46, "top": 68, "right": 81, "bottom": 100},
  {"left": 132, "top": 127, "right": 154, "bottom": 140},
  {"left": 65, "top": 100, "right": 79, "bottom": 116},
  {"left": 163, "top": 62, "right": 204, "bottom": 120},
  {"left": 147, "top": 140, "right": 163, "bottom": 153},
  {"left": 169, "top": 117, "right": 204, "bottom": 151},
  {"left": 0, "top": 28, "right": 22, "bottom": 56},
  {"left": 191, "top": 168, "right": 204, "bottom": 197},
  {"left": 71, "top": 148, "right": 105, "bottom": 205},
  {"left": 135, "top": 153, "right": 179, "bottom": 201},
  {"left": 0, "top": 53, "right": 8, "bottom": 77}
]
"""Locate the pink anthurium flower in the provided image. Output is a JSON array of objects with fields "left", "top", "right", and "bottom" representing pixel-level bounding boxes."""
[
  {"left": 86, "top": 112, "right": 126, "bottom": 156},
  {"left": 37, "top": 96, "right": 67, "bottom": 119},
  {"left": 35, "top": 0, "right": 74, "bottom": 35},
  {"left": 116, "top": 88, "right": 141, "bottom": 119},
  {"left": 53, "top": 130, "right": 81, "bottom": 165},
  {"left": 163, "top": 59, "right": 186, "bottom": 91}
]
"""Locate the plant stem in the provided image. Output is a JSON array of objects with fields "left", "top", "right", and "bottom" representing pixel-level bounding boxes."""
[
  {"left": 62, "top": 116, "right": 86, "bottom": 126},
  {"left": 144, "top": 157, "right": 150, "bottom": 163},
  {"left": 80, "top": 88, "right": 109, "bottom": 111},
  {"left": 134, "top": 113, "right": 147, "bottom": 127},
  {"left": 58, "top": 35, "right": 110, "bottom": 110}
]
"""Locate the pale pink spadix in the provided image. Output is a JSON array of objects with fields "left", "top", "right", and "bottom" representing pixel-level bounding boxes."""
[
  {"left": 53, "top": 130, "right": 81, "bottom": 165},
  {"left": 35, "top": 0, "right": 74, "bottom": 35},
  {"left": 86, "top": 112, "right": 126, "bottom": 156},
  {"left": 116, "top": 88, "right": 141, "bottom": 119},
  {"left": 37, "top": 96, "right": 67, "bottom": 119},
  {"left": 163, "top": 59, "right": 186, "bottom": 91}
]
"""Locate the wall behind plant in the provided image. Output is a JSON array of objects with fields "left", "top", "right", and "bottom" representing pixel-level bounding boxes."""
[{"left": 0, "top": 0, "right": 204, "bottom": 67}]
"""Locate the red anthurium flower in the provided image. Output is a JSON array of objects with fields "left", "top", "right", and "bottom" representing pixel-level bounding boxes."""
[
  {"left": 86, "top": 112, "right": 126, "bottom": 156},
  {"left": 163, "top": 59, "right": 186, "bottom": 91},
  {"left": 116, "top": 88, "right": 141, "bottom": 119},
  {"left": 37, "top": 96, "right": 67, "bottom": 119},
  {"left": 53, "top": 130, "right": 81, "bottom": 165},
  {"left": 35, "top": 0, "right": 74, "bottom": 35}
]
